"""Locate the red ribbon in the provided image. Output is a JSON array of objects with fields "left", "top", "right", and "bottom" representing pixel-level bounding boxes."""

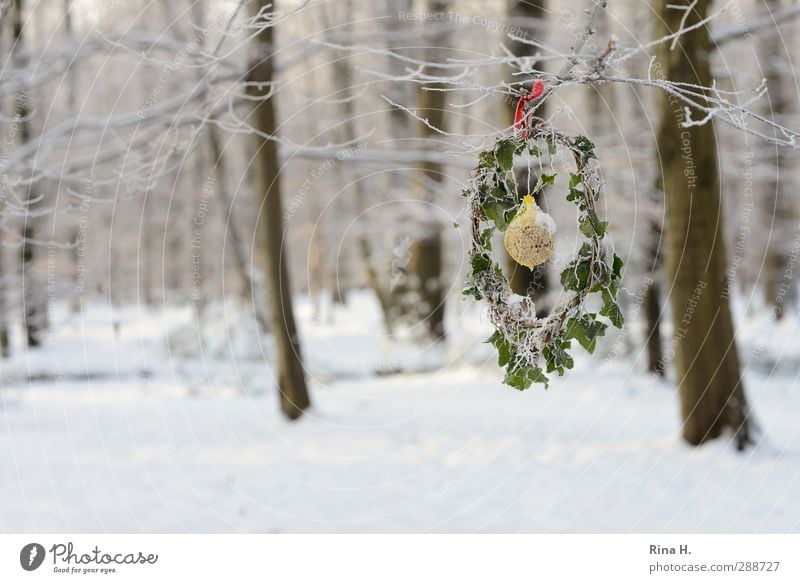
[{"left": 513, "top": 80, "right": 544, "bottom": 138}]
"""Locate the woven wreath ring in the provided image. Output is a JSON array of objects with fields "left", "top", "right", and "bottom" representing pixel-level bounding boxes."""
[{"left": 463, "top": 123, "right": 624, "bottom": 390}]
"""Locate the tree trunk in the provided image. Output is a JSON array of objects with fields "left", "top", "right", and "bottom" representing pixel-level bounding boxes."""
[
  {"left": 0, "top": 243, "right": 9, "bottom": 357},
  {"left": 248, "top": 0, "right": 310, "bottom": 420},
  {"left": 410, "top": 0, "right": 450, "bottom": 342},
  {"left": 324, "top": 0, "right": 396, "bottom": 332},
  {"left": 384, "top": 0, "right": 414, "bottom": 142},
  {"left": 625, "top": 33, "right": 667, "bottom": 375},
  {"left": 12, "top": 0, "right": 46, "bottom": 347},
  {"left": 206, "top": 120, "right": 270, "bottom": 332},
  {"left": 760, "top": 0, "right": 790, "bottom": 320},
  {"left": 644, "top": 175, "right": 665, "bottom": 376},
  {"left": 643, "top": 278, "right": 665, "bottom": 376},
  {"left": 504, "top": 0, "right": 550, "bottom": 306},
  {"left": 656, "top": 0, "right": 751, "bottom": 448},
  {"left": 64, "top": 0, "right": 82, "bottom": 315},
  {"left": 189, "top": 0, "right": 270, "bottom": 333},
  {"left": 0, "top": 10, "right": 11, "bottom": 355}
]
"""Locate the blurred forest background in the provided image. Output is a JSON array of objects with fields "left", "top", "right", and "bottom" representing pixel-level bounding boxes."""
[{"left": 0, "top": 0, "right": 799, "bottom": 533}]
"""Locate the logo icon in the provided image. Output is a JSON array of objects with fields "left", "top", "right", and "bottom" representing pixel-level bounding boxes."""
[{"left": 20, "top": 543, "right": 45, "bottom": 571}]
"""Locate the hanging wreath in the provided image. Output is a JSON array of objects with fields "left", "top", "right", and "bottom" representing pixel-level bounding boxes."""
[{"left": 463, "top": 83, "right": 624, "bottom": 390}]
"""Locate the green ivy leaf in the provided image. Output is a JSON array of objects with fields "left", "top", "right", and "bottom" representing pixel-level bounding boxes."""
[
  {"left": 463, "top": 285, "right": 483, "bottom": 300},
  {"left": 560, "top": 265, "right": 579, "bottom": 291},
  {"left": 569, "top": 173, "right": 582, "bottom": 188},
  {"left": 543, "top": 339, "right": 574, "bottom": 375},
  {"left": 483, "top": 202, "right": 508, "bottom": 231},
  {"left": 479, "top": 227, "right": 493, "bottom": 251},
  {"left": 578, "top": 242, "right": 594, "bottom": 258},
  {"left": 504, "top": 363, "right": 549, "bottom": 390},
  {"left": 567, "top": 187, "right": 584, "bottom": 204},
  {"left": 579, "top": 217, "right": 595, "bottom": 238},
  {"left": 612, "top": 254, "right": 624, "bottom": 279},
  {"left": 495, "top": 139, "right": 516, "bottom": 172},
  {"left": 547, "top": 134, "right": 557, "bottom": 155},
  {"left": 541, "top": 173, "right": 556, "bottom": 186},
  {"left": 479, "top": 150, "right": 496, "bottom": 168},
  {"left": 579, "top": 209, "right": 607, "bottom": 238},
  {"left": 561, "top": 259, "right": 591, "bottom": 292},
  {"left": 489, "top": 185, "right": 507, "bottom": 201},
  {"left": 572, "top": 136, "right": 597, "bottom": 164},
  {"left": 565, "top": 315, "right": 608, "bottom": 354},
  {"left": 471, "top": 253, "right": 492, "bottom": 274},
  {"left": 590, "top": 260, "right": 612, "bottom": 292},
  {"left": 487, "top": 331, "right": 514, "bottom": 368},
  {"left": 600, "top": 288, "right": 624, "bottom": 328}
]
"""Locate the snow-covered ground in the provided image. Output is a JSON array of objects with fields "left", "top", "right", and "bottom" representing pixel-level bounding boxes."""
[{"left": 0, "top": 294, "right": 798, "bottom": 533}]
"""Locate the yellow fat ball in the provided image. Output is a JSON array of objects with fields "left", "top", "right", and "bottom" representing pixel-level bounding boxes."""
[{"left": 503, "top": 194, "right": 556, "bottom": 269}]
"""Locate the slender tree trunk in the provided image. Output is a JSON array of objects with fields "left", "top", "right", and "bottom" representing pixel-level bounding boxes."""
[
  {"left": 206, "top": 120, "right": 270, "bottom": 332},
  {"left": 504, "top": 0, "right": 550, "bottom": 305},
  {"left": 410, "top": 0, "right": 450, "bottom": 342},
  {"left": 325, "top": 0, "right": 395, "bottom": 332},
  {"left": 248, "top": 0, "right": 310, "bottom": 419},
  {"left": 0, "top": 8, "right": 11, "bottom": 355},
  {"left": 761, "top": 0, "right": 790, "bottom": 320},
  {"left": 643, "top": 277, "right": 665, "bottom": 376},
  {"left": 12, "top": 0, "right": 46, "bottom": 347},
  {"left": 384, "top": 0, "right": 414, "bottom": 142},
  {"left": 0, "top": 243, "right": 9, "bottom": 357},
  {"left": 64, "top": 0, "right": 83, "bottom": 315},
  {"left": 644, "top": 175, "right": 666, "bottom": 376},
  {"left": 138, "top": 75, "right": 157, "bottom": 307},
  {"left": 189, "top": 0, "right": 270, "bottom": 333},
  {"left": 656, "top": 0, "right": 751, "bottom": 448},
  {"left": 382, "top": 0, "right": 417, "bottom": 326}
]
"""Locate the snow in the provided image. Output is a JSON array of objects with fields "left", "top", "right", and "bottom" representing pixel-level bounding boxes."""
[
  {"left": 534, "top": 206, "right": 557, "bottom": 235},
  {"left": 0, "top": 295, "right": 799, "bottom": 533}
]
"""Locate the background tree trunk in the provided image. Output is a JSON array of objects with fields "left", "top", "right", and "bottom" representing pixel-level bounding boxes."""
[
  {"left": 0, "top": 4, "right": 11, "bottom": 355},
  {"left": 644, "top": 272, "right": 665, "bottom": 376},
  {"left": 409, "top": 0, "right": 450, "bottom": 342},
  {"left": 0, "top": 243, "right": 9, "bottom": 357},
  {"left": 656, "top": 0, "right": 751, "bottom": 448},
  {"left": 644, "top": 174, "right": 666, "bottom": 376},
  {"left": 189, "top": 0, "right": 270, "bottom": 333},
  {"left": 326, "top": 1, "right": 396, "bottom": 333},
  {"left": 249, "top": 0, "right": 310, "bottom": 420},
  {"left": 12, "top": 0, "right": 46, "bottom": 347},
  {"left": 760, "top": 0, "right": 792, "bottom": 320}
]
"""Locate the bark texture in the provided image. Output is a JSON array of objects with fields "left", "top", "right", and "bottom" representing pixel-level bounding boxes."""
[
  {"left": 12, "top": 0, "right": 47, "bottom": 347},
  {"left": 249, "top": 0, "right": 310, "bottom": 419},
  {"left": 760, "top": 0, "right": 792, "bottom": 320},
  {"left": 656, "top": 0, "right": 751, "bottom": 448},
  {"left": 409, "top": 0, "right": 450, "bottom": 342}
]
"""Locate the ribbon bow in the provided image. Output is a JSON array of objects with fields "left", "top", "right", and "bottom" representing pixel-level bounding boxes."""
[{"left": 513, "top": 80, "right": 545, "bottom": 139}]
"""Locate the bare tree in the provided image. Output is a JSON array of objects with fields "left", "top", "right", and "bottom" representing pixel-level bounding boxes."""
[
  {"left": 11, "top": 0, "right": 47, "bottom": 347},
  {"left": 655, "top": 0, "right": 751, "bottom": 448},
  {"left": 248, "top": 0, "right": 311, "bottom": 419},
  {"left": 190, "top": 0, "right": 270, "bottom": 333},
  {"left": 325, "top": 1, "right": 397, "bottom": 333},
  {"left": 759, "top": 0, "right": 793, "bottom": 320},
  {"left": 0, "top": 0, "right": 10, "bottom": 356},
  {"left": 408, "top": 0, "right": 451, "bottom": 342}
]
